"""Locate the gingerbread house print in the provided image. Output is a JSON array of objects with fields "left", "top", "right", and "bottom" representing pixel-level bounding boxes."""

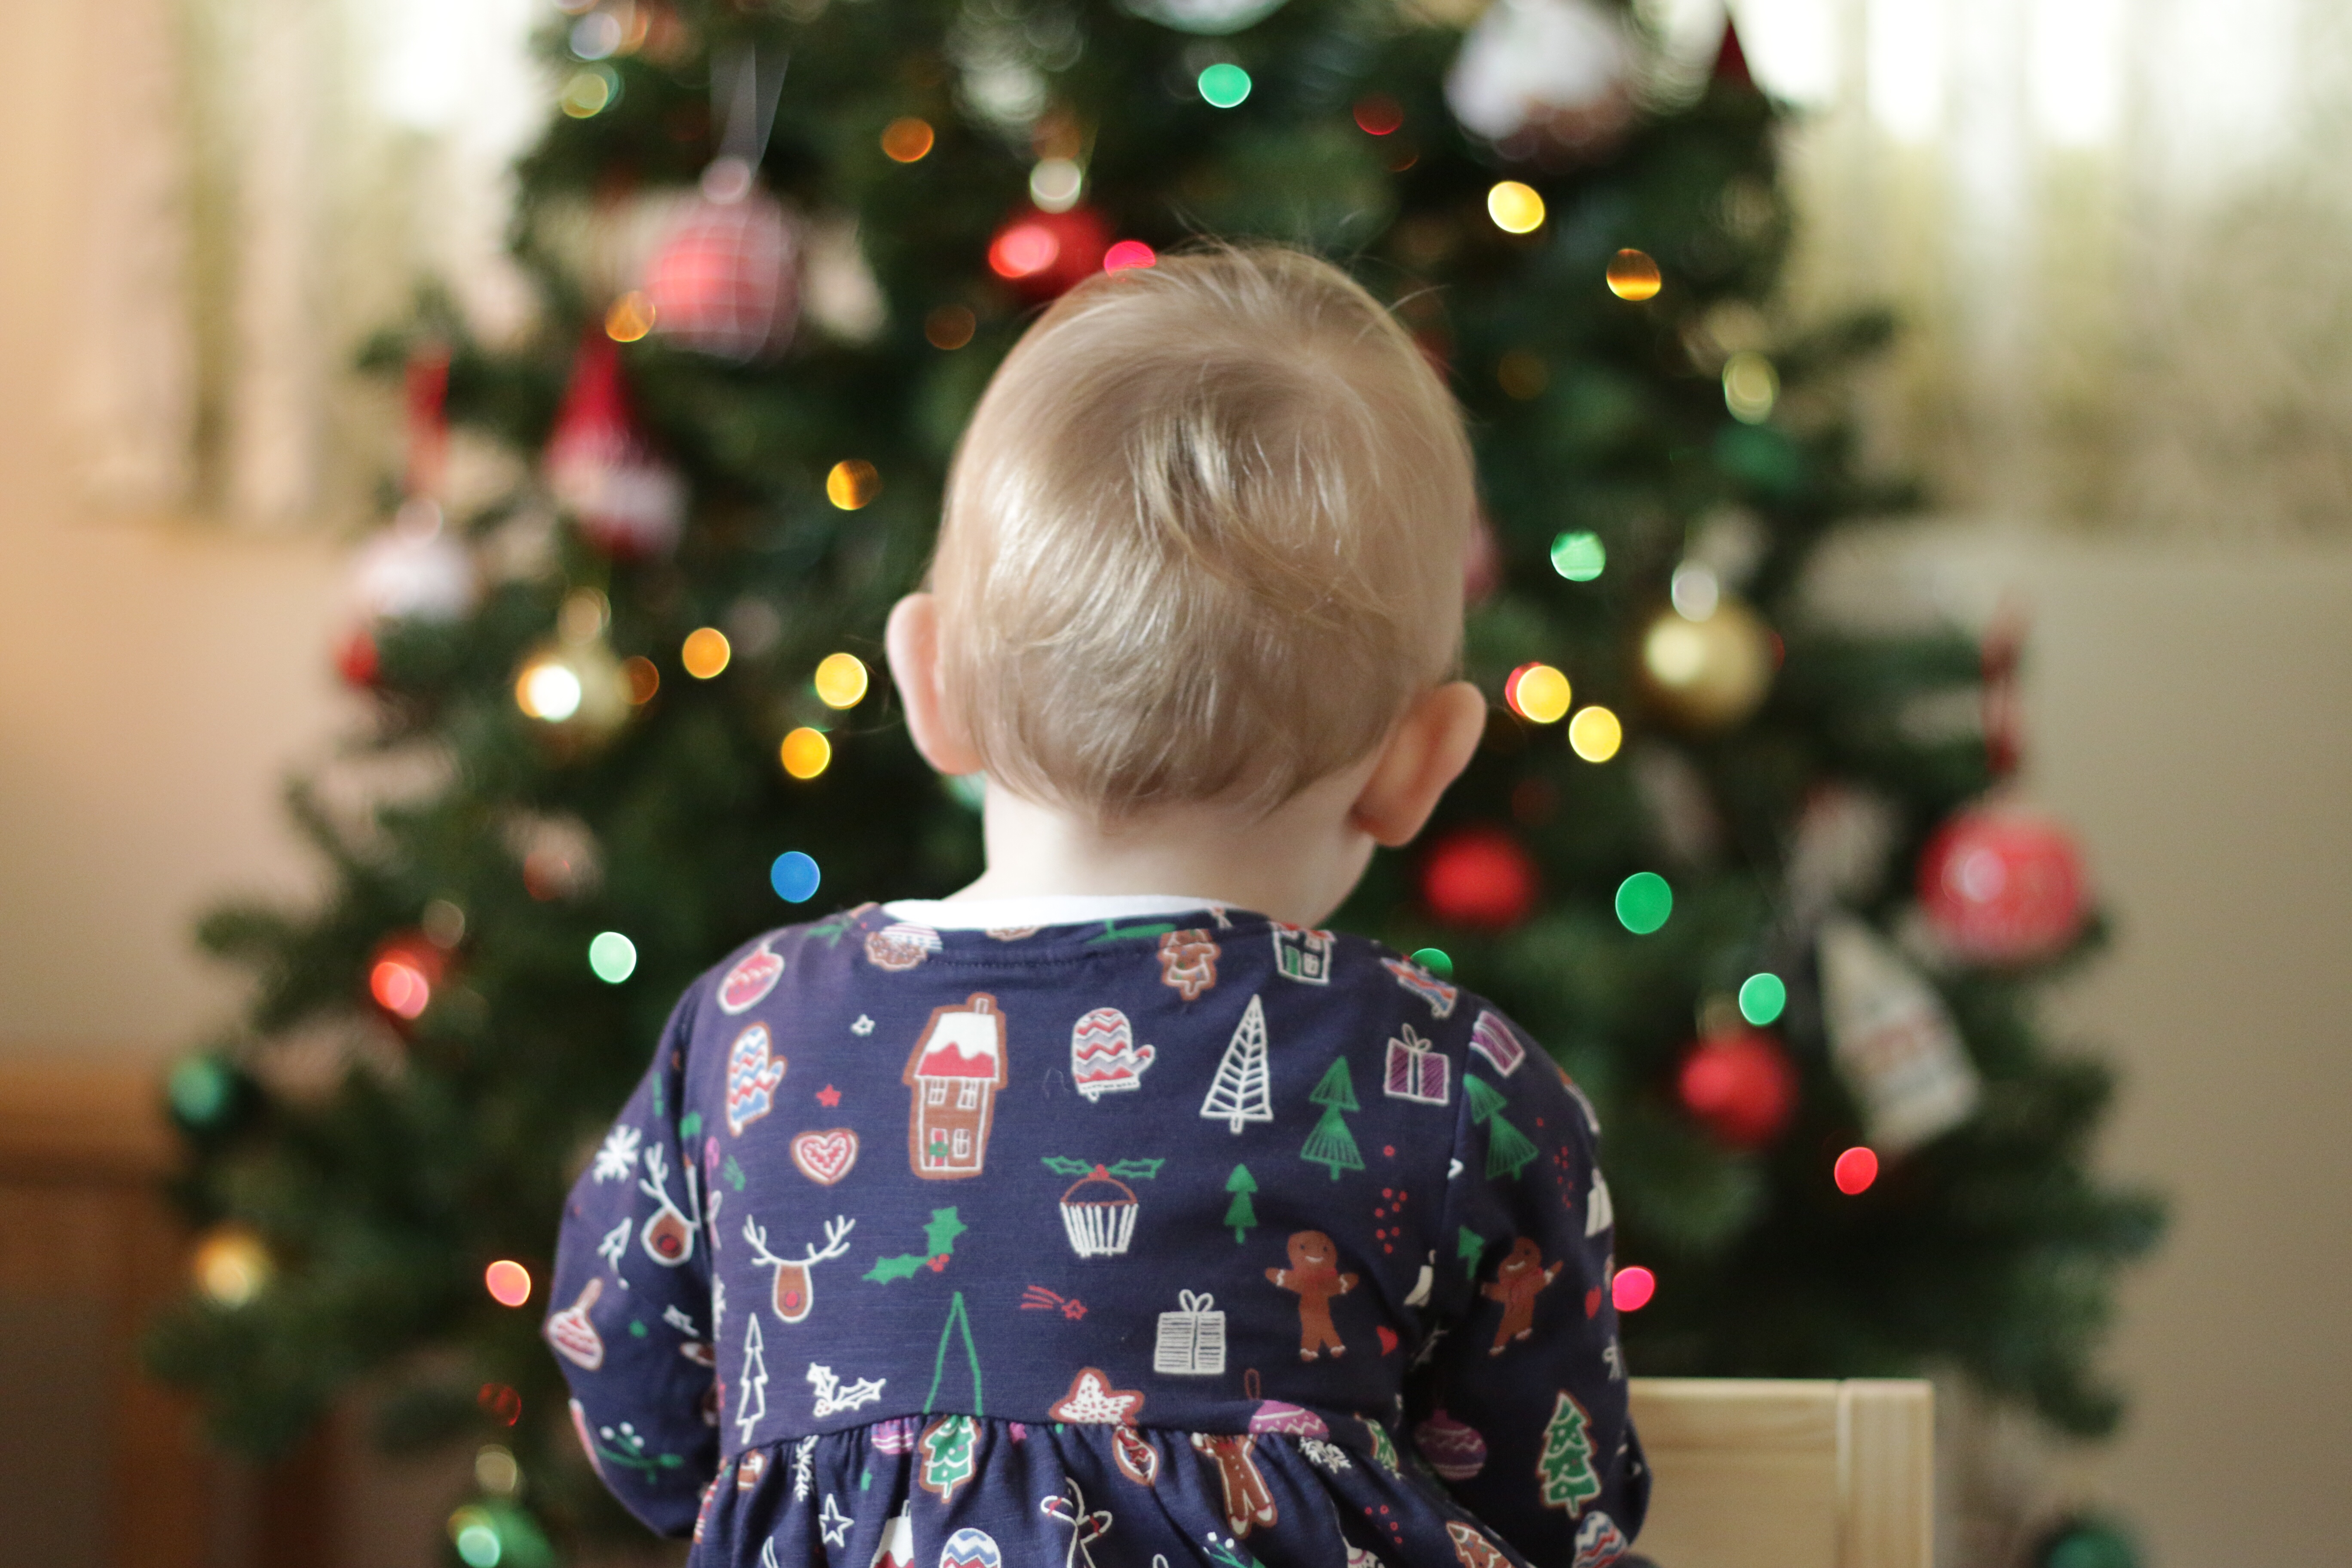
[{"left": 903, "top": 993, "right": 1008, "bottom": 1179}]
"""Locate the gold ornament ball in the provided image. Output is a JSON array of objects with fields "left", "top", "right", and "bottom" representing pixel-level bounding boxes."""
[{"left": 1638, "top": 597, "right": 1776, "bottom": 730}]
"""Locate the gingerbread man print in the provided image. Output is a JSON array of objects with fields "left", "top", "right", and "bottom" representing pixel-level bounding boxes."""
[
  {"left": 1267, "top": 1229, "right": 1357, "bottom": 1361},
  {"left": 1479, "top": 1237, "right": 1563, "bottom": 1355}
]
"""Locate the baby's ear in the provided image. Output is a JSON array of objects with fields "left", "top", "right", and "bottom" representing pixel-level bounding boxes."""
[
  {"left": 1349, "top": 681, "right": 1488, "bottom": 848},
  {"left": 884, "top": 593, "right": 986, "bottom": 777}
]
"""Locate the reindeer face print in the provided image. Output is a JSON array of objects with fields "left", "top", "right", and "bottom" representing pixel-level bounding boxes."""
[{"left": 742, "top": 1214, "right": 857, "bottom": 1324}]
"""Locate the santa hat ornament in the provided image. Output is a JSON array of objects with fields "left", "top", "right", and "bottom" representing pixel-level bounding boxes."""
[
  {"left": 1445, "top": 0, "right": 1638, "bottom": 159},
  {"left": 544, "top": 333, "right": 686, "bottom": 560},
  {"left": 641, "top": 46, "right": 799, "bottom": 361},
  {"left": 337, "top": 348, "right": 476, "bottom": 687}
]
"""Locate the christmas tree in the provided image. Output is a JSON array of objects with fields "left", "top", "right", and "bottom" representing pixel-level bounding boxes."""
[
  {"left": 150, "top": 0, "right": 2157, "bottom": 1553},
  {"left": 1300, "top": 1059, "right": 1365, "bottom": 1179}
]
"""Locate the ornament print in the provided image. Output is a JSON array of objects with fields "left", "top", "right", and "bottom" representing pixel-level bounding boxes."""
[
  {"left": 1269, "top": 921, "right": 1335, "bottom": 983},
  {"left": 1267, "top": 1230, "right": 1357, "bottom": 1361},
  {"left": 724, "top": 1024, "right": 787, "bottom": 1135},
  {"left": 1573, "top": 1512, "right": 1632, "bottom": 1568},
  {"left": 789, "top": 1128, "right": 859, "bottom": 1185},
  {"left": 866, "top": 922, "right": 943, "bottom": 972},
  {"left": 1113, "top": 1424, "right": 1160, "bottom": 1485},
  {"left": 1069, "top": 1007, "right": 1156, "bottom": 1100},
  {"left": 741, "top": 1213, "right": 854, "bottom": 1323},
  {"left": 1152, "top": 1290, "right": 1228, "bottom": 1375},
  {"left": 1536, "top": 1390, "right": 1603, "bottom": 1515},
  {"left": 917, "top": 1414, "right": 980, "bottom": 1502},
  {"left": 717, "top": 940, "right": 784, "bottom": 1013},
  {"left": 1383, "top": 1024, "right": 1451, "bottom": 1107},
  {"left": 1381, "top": 955, "right": 1459, "bottom": 1017},
  {"left": 1157, "top": 929, "right": 1220, "bottom": 999},
  {"left": 1043, "top": 1157, "right": 1164, "bottom": 1257},
  {"left": 939, "top": 1528, "right": 1003, "bottom": 1568},
  {"left": 1482, "top": 1237, "right": 1564, "bottom": 1352},
  {"left": 903, "top": 994, "right": 1008, "bottom": 1178},
  {"left": 1200, "top": 995, "right": 1274, "bottom": 1132}
]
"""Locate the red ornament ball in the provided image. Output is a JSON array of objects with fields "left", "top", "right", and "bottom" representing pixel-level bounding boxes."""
[
  {"left": 334, "top": 627, "right": 380, "bottom": 689},
  {"left": 1676, "top": 1027, "right": 1797, "bottom": 1148},
  {"left": 642, "top": 188, "right": 800, "bottom": 361},
  {"left": 1421, "top": 824, "right": 1540, "bottom": 930},
  {"left": 986, "top": 203, "right": 1111, "bottom": 298},
  {"left": 1917, "top": 805, "right": 2087, "bottom": 963}
]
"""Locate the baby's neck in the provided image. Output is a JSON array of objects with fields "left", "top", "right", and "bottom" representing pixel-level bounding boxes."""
[{"left": 954, "top": 775, "right": 1375, "bottom": 929}]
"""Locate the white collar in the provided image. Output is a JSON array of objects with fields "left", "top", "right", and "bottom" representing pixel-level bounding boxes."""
[{"left": 879, "top": 893, "right": 1232, "bottom": 931}]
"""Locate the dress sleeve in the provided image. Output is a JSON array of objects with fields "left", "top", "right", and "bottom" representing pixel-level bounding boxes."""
[
  {"left": 543, "top": 993, "right": 720, "bottom": 1537},
  {"left": 1407, "top": 1009, "right": 1649, "bottom": 1567}
]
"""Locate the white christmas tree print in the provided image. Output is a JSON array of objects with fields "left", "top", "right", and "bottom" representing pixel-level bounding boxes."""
[
  {"left": 736, "top": 1316, "right": 768, "bottom": 1443},
  {"left": 1199, "top": 994, "right": 1274, "bottom": 1133}
]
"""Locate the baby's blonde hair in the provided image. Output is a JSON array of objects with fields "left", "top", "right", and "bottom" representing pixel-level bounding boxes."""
[{"left": 933, "top": 245, "right": 1476, "bottom": 821}]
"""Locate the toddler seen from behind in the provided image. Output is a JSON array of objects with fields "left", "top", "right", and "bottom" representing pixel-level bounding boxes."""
[{"left": 548, "top": 246, "right": 1647, "bottom": 1568}]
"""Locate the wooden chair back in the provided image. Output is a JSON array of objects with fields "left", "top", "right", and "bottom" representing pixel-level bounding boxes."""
[{"left": 1627, "top": 1377, "right": 1933, "bottom": 1568}]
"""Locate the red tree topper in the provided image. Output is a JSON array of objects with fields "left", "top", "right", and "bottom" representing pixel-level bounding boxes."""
[
  {"left": 1676, "top": 1028, "right": 1796, "bottom": 1148},
  {"left": 1421, "top": 825, "right": 1540, "bottom": 930},
  {"left": 1917, "top": 805, "right": 2088, "bottom": 964}
]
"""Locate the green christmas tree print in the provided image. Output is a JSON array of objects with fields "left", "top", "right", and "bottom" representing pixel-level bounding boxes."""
[
  {"left": 1224, "top": 1165, "right": 1259, "bottom": 1245},
  {"left": 1536, "top": 1390, "right": 1602, "bottom": 1515},
  {"left": 1300, "top": 1059, "right": 1364, "bottom": 1180},
  {"left": 1466, "top": 1077, "right": 1540, "bottom": 1182}
]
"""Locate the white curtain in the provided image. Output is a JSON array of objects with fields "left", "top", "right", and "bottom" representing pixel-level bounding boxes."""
[{"left": 1659, "top": 0, "right": 2352, "bottom": 538}]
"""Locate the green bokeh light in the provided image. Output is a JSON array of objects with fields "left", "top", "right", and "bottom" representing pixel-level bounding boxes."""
[
  {"left": 1409, "top": 946, "right": 1453, "bottom": 979},
  {"left": 588, "top": 931, "right": 638, "bottom": 984},
  {"left": 168, "top": 1056, "right": 233, "bottom": 1127},
  {"left": 1550, "top": 530, "right": 1606, "bottom": 582},
  {"left": 1738, "top": 972, "right": 1787, "bottom": 1026},
  {"left": 1614, "top": 872, "right": 1672, "bottom": 934},
  {"left": 1197, "top": 63, "right": 1252, "bottom": 107},
  {"left": 455, "top": 1523, "right": 503, "bottom": 1568}
]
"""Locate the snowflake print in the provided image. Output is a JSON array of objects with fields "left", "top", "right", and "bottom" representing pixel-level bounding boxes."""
[
  {"left": 851, "top": 1014, "right": 876, "bottom": 1035},
  {"left": 592, "top": 1124, "right": 643, "bottom": 1182},
  {"left": 1301, "top": 1439, "right": 1353, "bottom": 1473}
]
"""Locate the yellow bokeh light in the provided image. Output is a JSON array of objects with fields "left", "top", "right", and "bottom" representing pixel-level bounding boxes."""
[
  {"left": 193, "top": 1225, "right": 272, "bottom": 1308},
  {"left": 1568, "top": 704, "right": 1623, "bottom": 762},
  {"left": 605, "top": 290, "right": 655, "bottom": 343},
  {"left": 1723, "top": 350, "right": 1779, "bottom": 423},
  {"left": 780, "top": 726, "right": 832, "bottom": 779},
  {"left": 1510, "top": 663, "right": 1572, "bottom": 724},
  {"left": 681, "top": 627, "right": 732, "bottom": 679},
  {"left": 559, "top": 67, "right": 615, "bottom": 119},
  {"left": 1487, "top": 181, "right": 1547, "bottom": 235},
  {"left": 813, "top": 652, "right": 870, "bottom": 709},
  {"left": 1606, "top": 248, "right": 1662, "bottom": 300},
  {"left": 516, "top": 658, "right": 583, "bottom": 722},
  {"left": 826, "top": 459, "right": 880, "bottom": 510},
  {"left": 882, "top": 117, "right": 936, "bottom": 162}
]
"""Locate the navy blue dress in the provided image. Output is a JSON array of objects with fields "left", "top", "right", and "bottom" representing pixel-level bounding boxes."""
[{"left": 546, "top": 901, "right": 1647, "bottom": 1568}]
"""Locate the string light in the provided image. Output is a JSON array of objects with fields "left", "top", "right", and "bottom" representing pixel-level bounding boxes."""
[
  {"left": 881, "top": 117, "right": 934, "bottom": 162},
  {"left": 681, "top": 627, "right": 731, "bottom": 679},
  {"left": 812, "top": 652, "right": 869, "bottom": 709},
  {"left": 1497, "top": 349, "right": 1548, "bottom": 400},
  {"left": 1615, "top": 871, "right": 1672, "bottom": 934},
  {"left": 925, "top": 305, "right": 977, "bottom": 349},
  {"left": 1408, "top": 946, "right": 1453, "bottom": 979},
  {"left": 1723, "top": 351, "right": 1779, "bottom": 422},
  {"left": 514, "top": 658, "right": 583, "bottom": 722},
  {"left": 1550, "top": 531, "right": 1606, "bottom": 582},
  {"left": 622, "top": 656, "right": 659, "bottom": 704},
  {"left": 193, "top": 1226, "right": 272, "bottom": 1308},
  {"left": 449, "top": 1507, "right": 504, "bottom": 1568},
  {"left": 1605, "top": 248, "right": 1662, "bottom": 300},
  {"left": 1834, "top": 1146, "right": 1880, "bottom": 1195},
  {"left": 1487, "top": 181, "right": 1546, "bottom": 234},
  {"left": 1103, "top": 239, "right": 1156, "bottom": 273},
  {"left": 475, "top": 1445, "right": 521, "bottom": 1497},
  {"left": 1611, "top": 1265, "right": 1656, "bottom": 1312},
  {"left": 477, "top": 1383, "right": 523, "bottom": 1426},
  {"left": 780, "top": 726, "right": 832, "bottom": 779},
  {"left": 771, "top": 851, "right": 821, "bottom": 903},
  {"left": 1739, "top": 972, "right": 1787, "bottom": 1026},
  {"left": 1029, "top": 158, "right": 1083, "bottom": 211},
  {"left": 1567, "top": 705, "right": 1623, "bottom": 762},
  {"left": 1197, "top": 63, "right": 1252, "bottom": 108},
  {"left": 1670, "top": 563, "right": 1721, "bottom": 620},
  {"left": 484, "top": 1260, "right": 533, "bottom": 1308},
  {"left": 588, "top": 931, "right": 637, "bottom": 983},
  {"left": 168, "top": 1057, "right": 235, "bottom": 1127},
  {"left": 558, "top": 67, "right": 617, "bottom": 118},
  {"left": 826, "top": 459, "right": 880, "bottom": 510},
  {"left": 371, "top": 953, "right": 432, "bottom": 1020},
  {"left": 1505, "top": 662, "right": 1571, "bottom": 724},
  {"left": 1354, "top": 95, "right": 1403, "bottom": 135},
  {"left": 604, "top": 291, "right": 654, "bottom": 342},
  {"left": 989, "top": 222, "right": 1059, "bottom": 279}
]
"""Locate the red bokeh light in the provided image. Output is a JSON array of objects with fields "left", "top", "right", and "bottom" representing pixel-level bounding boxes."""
[
  {"left": 1420, "top": 824, "right": 1540, "bottom": 930},
  {"left": 1675, "top": 1028, "right": 1797, "bottom": 1148},
  {"left": 484, "top": 1259, "right": 533, "bottom": 1307},
  {"left": 369, "top": 957, "right": 432, "bottom": 1020},
  {"left": 1354, "top": 95, "right": 1404, "bottom": 135},
  {"left": 478, "top": 1382, "right": 523, "bottom": 1426},
  {"left": 1834, "top": 1146, "right": 1880, "bottom": 1195},
  {"left": 1103, "top": 239, "right": 1157, "bottom": 273},
  {"left": 989, "top": 222, "right": 1060, "bottom": 279},
  {"left": 1611, "top": 1265, "right": 1656, "bottom": 1312}
]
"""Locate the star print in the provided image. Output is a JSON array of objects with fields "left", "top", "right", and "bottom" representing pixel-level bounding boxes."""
[
  {"left": 851, "top": 1014, "right": 875, "bottom": 1036},
  {"left": 816, "top": 1084, "right": 841, "bottom": 1107},
  {"left": 819, "top": 1494, "right": 852, "bottom": 1547},
  {"left": 1448, "top": 1158, "right": 1464, "bottom": 1179}
]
